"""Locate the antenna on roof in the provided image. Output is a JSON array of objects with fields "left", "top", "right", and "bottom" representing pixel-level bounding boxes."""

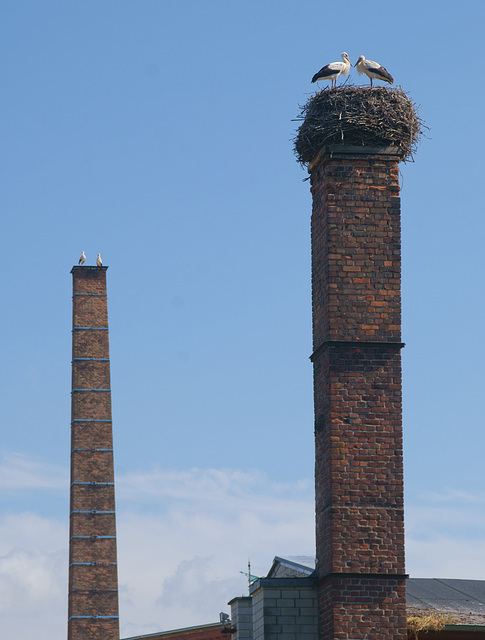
[{"left": 239, "top": 559, "right": 260, "bottom": 594}]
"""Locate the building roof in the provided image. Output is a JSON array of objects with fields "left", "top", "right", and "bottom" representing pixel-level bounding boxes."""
[
  {"left": 267, "top": 555, "right": 316, "bottom": 578},
  {"left": 122, "top": 622, "right": 222, "bottom": 640},
  {"left": 271, "top": 557, "right": 485, "bottom": 626},
  {"left": 123, "top": 560, "right": 485, "bottom": 640},
  {"left": 407, "top": 578, "right": 485, "bottom": 625}
]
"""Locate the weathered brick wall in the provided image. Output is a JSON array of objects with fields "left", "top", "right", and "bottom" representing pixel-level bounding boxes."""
[
  {"left": 318, "top": 576, "right": 406, "bottom": 640},
  {"left": 68, "top": 266, "right": 119, "bottom": 640},
  {"left": 311, "top": 156, "right": 401, "bottom": 346},
  {"left": 310, "top": 151, "right": 406, "bottom": 640}
]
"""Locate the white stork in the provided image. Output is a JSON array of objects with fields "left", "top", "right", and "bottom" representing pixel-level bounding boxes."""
[
  {"left": 96, "top": 253, "right": 102, "bottom": 267},
  {"left": 355, "top": 55, "right": 393, "bottom": 87},
  {"left": 79, "top": 251, "right": 86, "bottom": 265},
  {"left": 312, "top": 52, "right": 352, "bottom": 89}
]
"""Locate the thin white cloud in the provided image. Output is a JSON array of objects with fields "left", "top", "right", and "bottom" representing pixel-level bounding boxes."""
[
  {"left": 0, "top": 547, "right": 66, "bottom": 614},
  {"left": 0, "top": 513, "right": 68, "bottom": 640},
  {"left": 418, "top": 487, "right": 485, "bottom": 505},
  {"left": 2, "top": 458, "right": 485, "bottom": 639},
  {"left": 116, "top": 467, "right": 315, "bottom": 635},
  {"left": 0, "top": 451, "right": 67, "bottom": 491},
  {"left": 405, "top": 491, "right": 485, "bottom": 579},
  {"left": 0, "top": 512, "right": 67, "bottom": 555},
  {"left": 117, "top": 466, "right": 313, "bottom": 503},
  {"left": 0, "top": 463, "right": 314, "bottom": 640},
  {"left": 406, "top": 535, "right": 485, "bottom": 580}
]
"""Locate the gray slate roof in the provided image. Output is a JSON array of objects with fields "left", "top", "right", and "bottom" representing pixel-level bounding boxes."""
[{"left": 407, "top": 578, "right": 485, "bottom": 625}]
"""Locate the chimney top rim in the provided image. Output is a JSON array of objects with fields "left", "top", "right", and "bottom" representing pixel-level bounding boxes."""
[{"left": 70, "top": 265, "right": 109, "bottom": 274}]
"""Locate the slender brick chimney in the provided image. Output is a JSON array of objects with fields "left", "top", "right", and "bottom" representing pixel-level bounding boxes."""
[
  {"left": 68, "top": 265, "right": 119, "bottom": 640},
  {"left": 295, "top": 87, "right": 421, "bottom": 640}
]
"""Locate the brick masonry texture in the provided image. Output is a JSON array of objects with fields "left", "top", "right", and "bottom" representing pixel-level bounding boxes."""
[
  {"left": 73, "top": 296, "right": 109, "bottom": 328},
  {"left": 70, "top": 512, "right": 117, "bottom": 537},
  {"left": 249, "top": 581, "right": 319, "bottom": 640},
  {"left": 70, "top": 484, "right": 116, "bottom": 511},
  {"left": 74, "top": 360, "right": 111, "bottom": 389},
  {"left": 71, "top": 422, "right": 114, "bottom": 449},
  {"left": 68, "top": 266, "right": 119, "bottom": 640},
  {"left": 70, "top": 537, "right": 118, "bottom": 563},
  {"left": 318, "top": 577, "right": 406, "bottom": 640},
  {"left": 72, "top": 330, "right": 110, "bottom": 359},
  {"left": 70, "top": 563, "right": 118, "bottom": 592},
  {"left": 311, "top": 158, "right": 401, "bottom": 345},
  {"left": 230, "top": 596, "right": 253, "bottom": 640},
  {"left": 69, "top": 619, "right": 120, "bottom": 640},
  {"left": 71, "top": 391, "right": 112, "bottom": 420},
  {"left": 70, "top": 591, "right": 119, "bottom": 615},
  {"left": 71, "top": 451, "right": 115, "bottom": 482},
  {"left": 310, "top": 152, "right": 406, "bottom": 640}
]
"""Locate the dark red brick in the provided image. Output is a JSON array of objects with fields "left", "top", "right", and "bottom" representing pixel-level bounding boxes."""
[
  {"left": 68, "top": 266, "right": 119, "bottom": 640},
  {"left": 310, "top": 151, "right": 406, "bottom": 640}
]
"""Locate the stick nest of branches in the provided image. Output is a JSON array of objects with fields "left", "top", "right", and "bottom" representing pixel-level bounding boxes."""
[{"left": 294, "top": 85, "right": 424, "bottom": 165}]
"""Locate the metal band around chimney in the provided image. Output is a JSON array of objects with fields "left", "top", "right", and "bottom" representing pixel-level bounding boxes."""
[
  {"left": 71, "top": 481, "right": 115, "bottom": 486},
  {"left": 70, "top": 510, "right": 116, "bottom": 515},
  {"left": 71, "top": 389, "right": 111, "bottom": 392},
  {"left": 70, "top": 588, "right": 118, "bottom": 592},
  {"left": 73, "top": 293, "right": 108, "bottom": 297},
  {"left": 70, "top": 561, "right": 117, "bottom": 566},
  {"left": 70, "top": 535, "right": 116, "bottom": 540},
  {"left": 69, "top": 616, "right": 119, "bottom": 621},
  {"left": 71, "top": 419, "right": 112, "bottom": 423},
  {"left": 320, "top": 572, "right": 409, "bottom": 581},
  {"left": 310, "top": 340, "right": 405, "bottom": 362},
  {"left": 71, "top": 448, "right": 113, "bottom": 452}
]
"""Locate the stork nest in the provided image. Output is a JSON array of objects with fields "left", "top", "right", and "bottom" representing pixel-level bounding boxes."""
[{"left": 294, "top": 85, "right": 424, "bottom": 165}]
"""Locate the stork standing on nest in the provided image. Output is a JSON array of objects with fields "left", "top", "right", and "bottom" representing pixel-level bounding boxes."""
[
  {"left": 355, "top": 55, "right": 393, "bottom": 87},
  {"left": 312, "top": 52, "right": 352, "bottom": 89}
]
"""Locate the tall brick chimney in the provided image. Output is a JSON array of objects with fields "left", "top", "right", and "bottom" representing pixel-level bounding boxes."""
[
  {"left": 68, "top": 265, "right": 120, "bottom": 640},
  {"left": 295, "top": 87, "right": 421, "bottom": 640}
]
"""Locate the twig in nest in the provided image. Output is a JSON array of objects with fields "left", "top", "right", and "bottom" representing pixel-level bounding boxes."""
[{"left": 293, "top": 84, "right": 425, "bottom": 165}]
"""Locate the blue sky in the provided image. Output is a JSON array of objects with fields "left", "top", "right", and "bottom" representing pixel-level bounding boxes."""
[{"left": 1, "top": 1, "right": 485, "bottom": 638}]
